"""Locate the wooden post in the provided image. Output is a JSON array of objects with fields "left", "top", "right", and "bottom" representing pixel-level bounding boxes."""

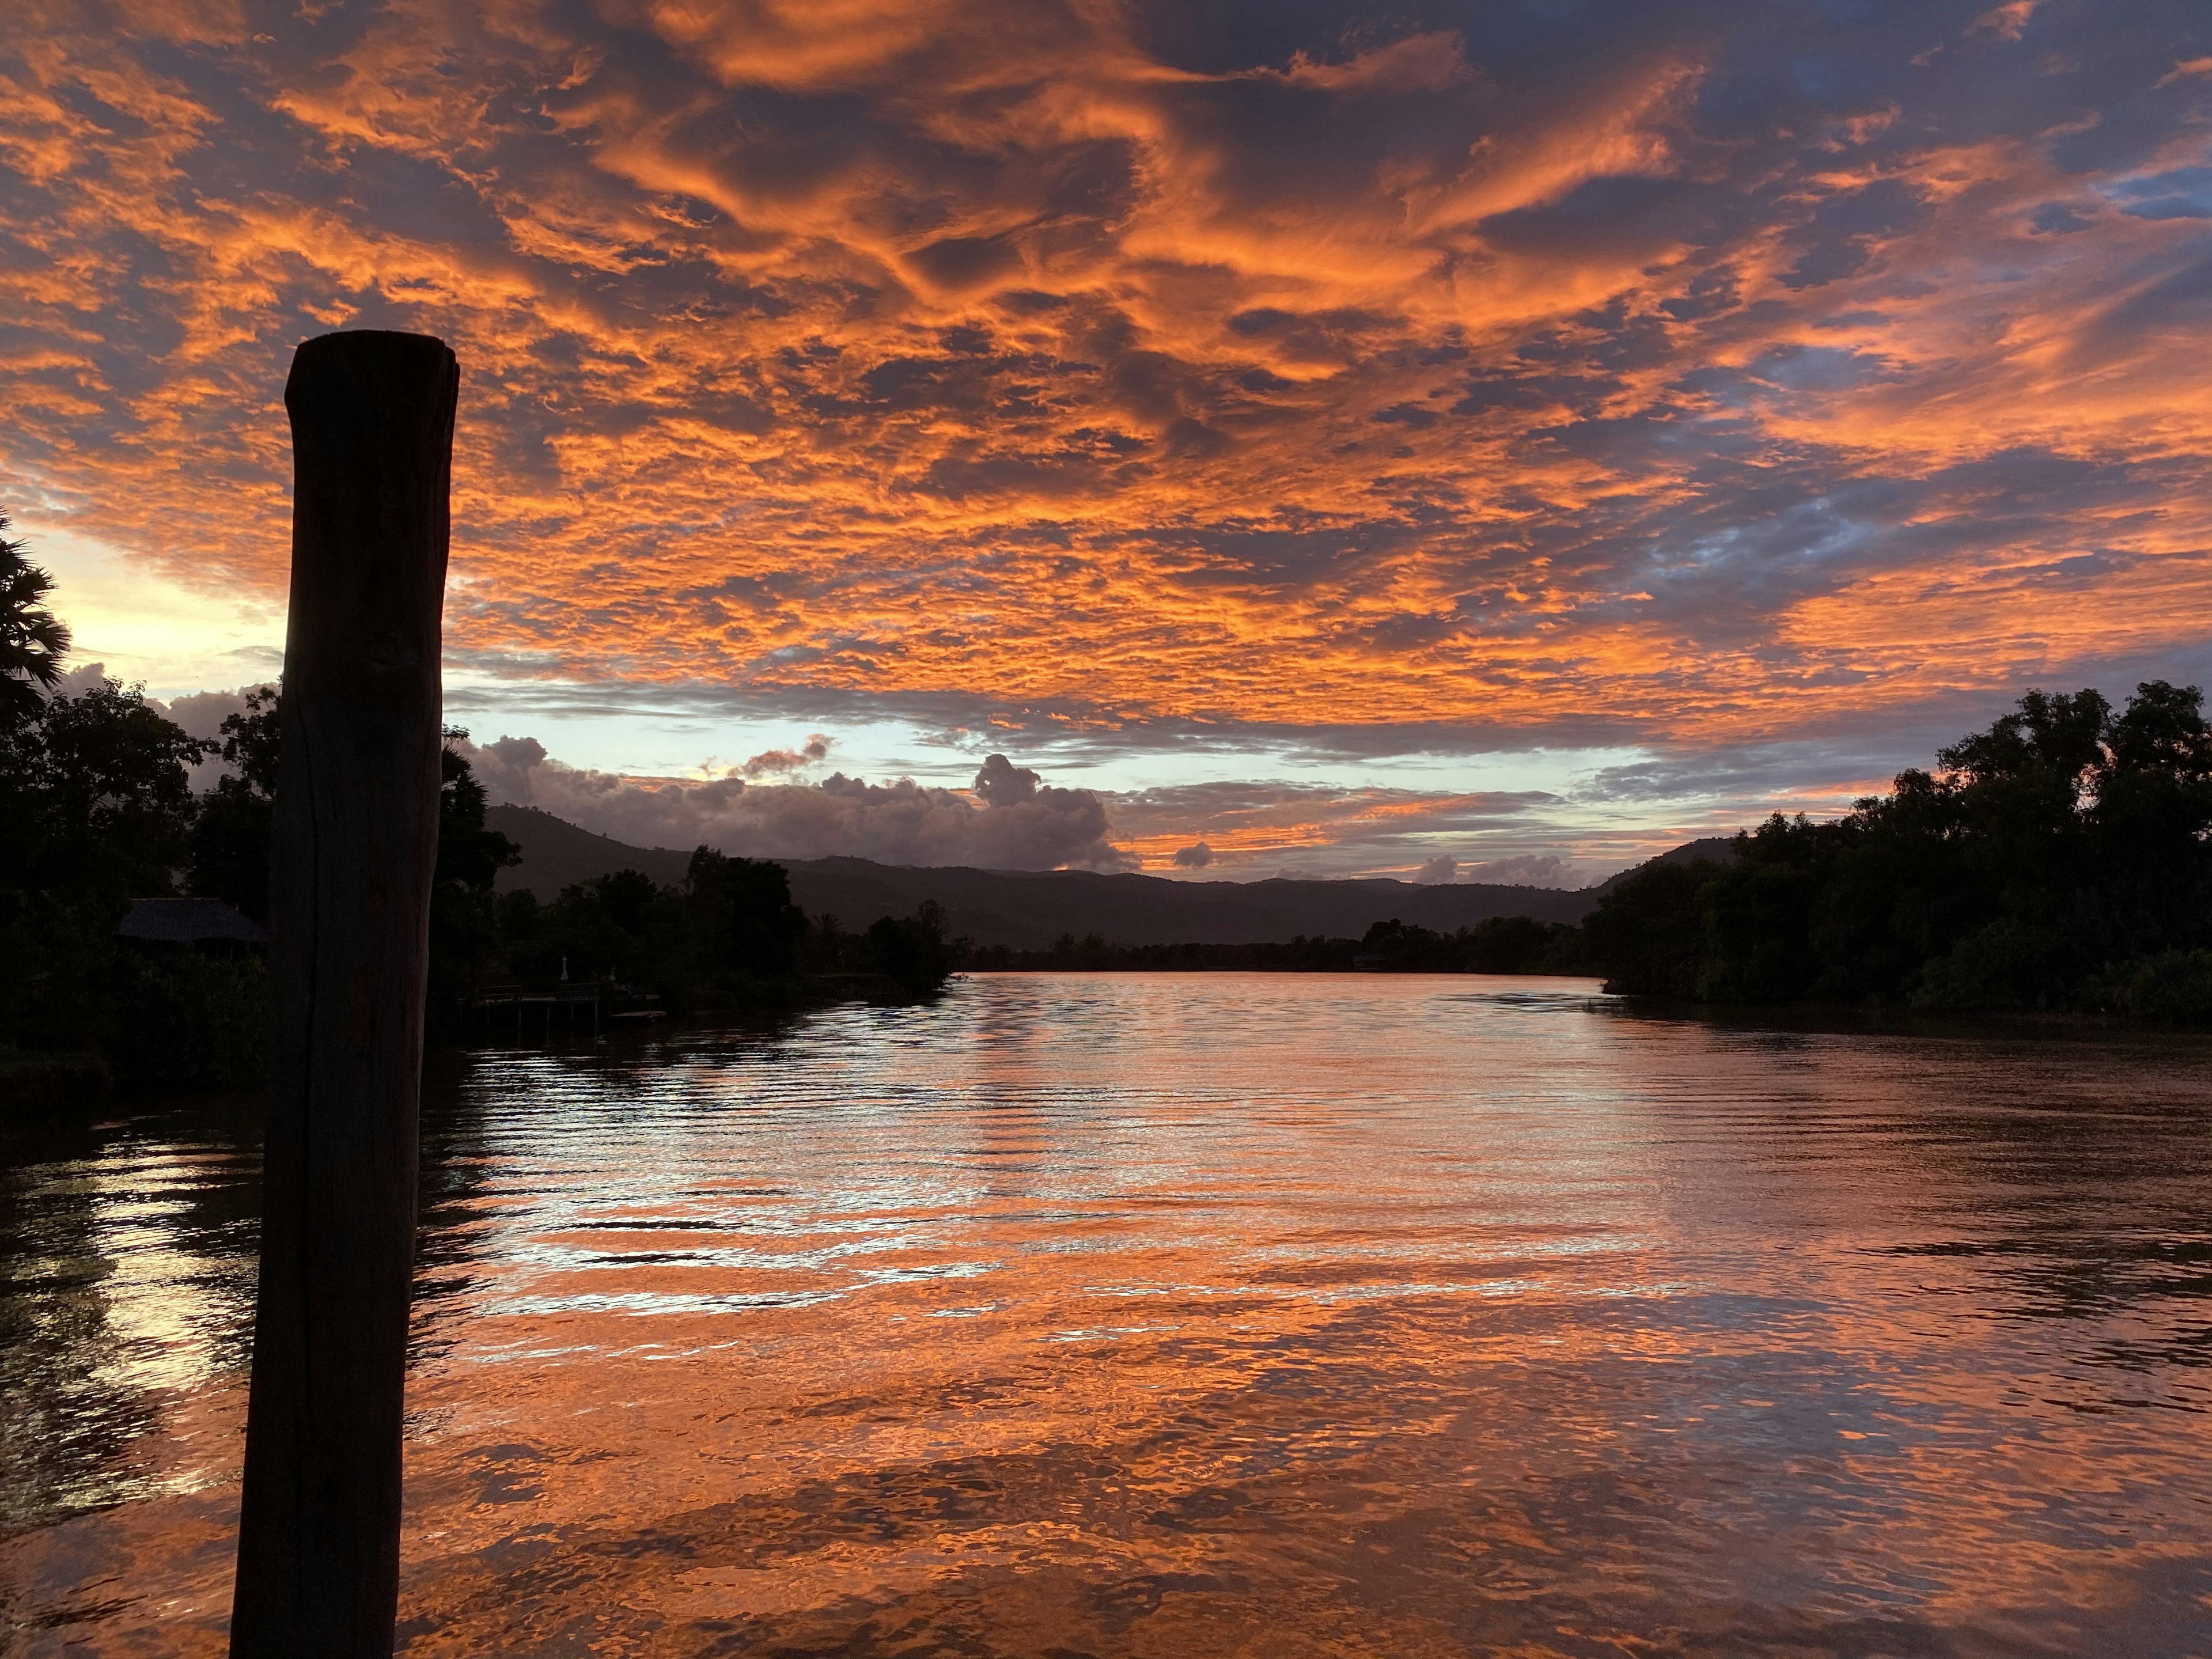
[{"left": 230, "top": 330, "right": 457, "bottom": 1659}]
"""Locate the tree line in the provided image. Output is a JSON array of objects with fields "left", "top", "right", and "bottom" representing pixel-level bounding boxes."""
[
  {"left": 960, "top": 914, "right": 1584, "bottom": 975},
  {"left": 955, "top": 680, "right": 2212, "bottom": 1025},
  {"left": 10, "top": 506, "right": 2210, "bottom": 1094},
  {"left": 1584, "top": 680, "right": 2212, "bottom": 1020},
  {"left": 1, "top": 515, "right": 951, "bottom": 1097}
]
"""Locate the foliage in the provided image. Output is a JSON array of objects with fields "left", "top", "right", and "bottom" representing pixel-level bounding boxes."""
[
  {"left": 1, "top": 676, "right": 212, "bottom": 1073},
  {"left": 5, "top": 676, "right": 205, "bottom": 899},
  {"left": 494, "top": 870, "right": 688, "bottom": 1001},
  {"left": 1582, "top": 680, "right": 2212, "bottom": 1015},
  {"left": 188, "top": 688, "right": 279, "bottom": 919},
  {"left": 491, "top": 862, "right": 953, "bottom": 1007},
  {"left": 2078, "top": 950, "right": 2212, "bottom": 1025},
  {"left": 0, "top": 573, "right": 948, "bottom": 1096},
  {"left": 2, "top": 671, "right": 268, "bottom": 1088},
  {"left": 0, "top": 513, "right": 70, "bottom": 729},
  {"left": 957, "top": 915, "right": 1584, "bottom": 976},
  {"left": 425, "top": 728, "right": 522, "bottom": 1024},
  {"left": 103, "top": 947, "right": 270, "bottom": 1092},
  {"left": 683, "top": 847, "right": 809, "bottom": 991},
  {"left": 959, "top": 934, "right": 1362, "bottom": 972},
  {"left": 1580, "top": 861, "right": 1713, "bottom": 997},
  {"left": 1354, "top": 915, "right": 1586, "bottom": 974},
  {"left": 862, "top": 901, "right": 953, "bottom": 996}
]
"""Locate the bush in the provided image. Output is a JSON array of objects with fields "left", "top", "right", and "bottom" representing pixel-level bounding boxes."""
[
  {"left": 1910, "top": 919, "right": 2070, "bottom": 1012},
  {"left": 2079, "top": 950, "right": 2212, "bottom": 1025},
  {"left": 105, "top": 947, "right": 268, "bottom": 1092},
  {"left": 1584, "top": 861, "right": 1716, "bottom": 997},
  {"left": 865, "top": 903, "right": 953, "bottom": 997}
]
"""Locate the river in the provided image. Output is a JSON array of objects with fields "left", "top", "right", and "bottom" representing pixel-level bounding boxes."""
[{"left": 3, "top": 973, "right": 2210, "bottom": 1656}]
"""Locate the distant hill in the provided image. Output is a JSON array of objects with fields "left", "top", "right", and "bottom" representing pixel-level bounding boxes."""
[
  {"left": 485, "top": 804, "right": 1607, "bottom": 949},
  {"left": 489, "top": 806, "right": 697, "bottom": 893},
  {"left": 1592, "top": 835, "right": 1740, "bottom": 894}
]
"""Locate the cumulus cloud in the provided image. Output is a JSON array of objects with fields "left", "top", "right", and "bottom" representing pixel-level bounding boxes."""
[
  {"left": 163, "top": 686, "right": 266, "bottom": 744},
  {"left": 460, "top": 737, "right": 1128, "bottom": 872},
  {"left": 1460, "top": 854, "right": 1584, "bottom": 890},
  {"left": 161, "top": 684, "right": 274, "bottom": 788},
  {"left": 44, "top": 669, "right": 274, "bottom": 789},
  {"left": 1172, "top": 842, "right": 1215, "bottom": 868},
  {"left": 47, "top": 661, "right": 119, "bottom": 702},
  {"left": 1411, "top": 850, "right": 1585, "bottom": 888},
  {"left": 738, "top": 733, "right": 832, "bottom": 778}
]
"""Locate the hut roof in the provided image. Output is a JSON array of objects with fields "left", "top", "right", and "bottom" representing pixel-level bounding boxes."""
[{"left": 118, "top": 898, "right": 270, "bottom": 945}]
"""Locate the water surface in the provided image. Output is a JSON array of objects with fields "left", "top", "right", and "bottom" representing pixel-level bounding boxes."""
[{"left": 4, "top": 974, "right": 2210, "bottom": 1656}]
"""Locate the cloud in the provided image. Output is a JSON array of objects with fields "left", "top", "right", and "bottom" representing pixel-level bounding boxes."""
[
  {"left": 738, "top": 732, "right": 832, "bottom": 778},
  {"left": 162, "top": 685, "right": 263, "bottom": 744},
  {"left": 1412, "top": 850, "right": 1585, "bottom": 888},
  {"left": 48, "top": 661, "right": 121, "bottom": 702},
  {"left": 1104, "top": 778, "right": 1561, "bottom": 871},
  {"left": 1967, "top": 2, "right": 2036, "bottom": 41},
  {"left": 43, "top": 668, "right": 272, "bottom": 788},
  {"left": 1460, "top": 854, "right": 1582, "bottom": 889},
  {"left": 2, "top": 0, "right": 2210, "bottom": 819},
  {"left": 460, "top": 737, "right": 1128, "bottom": 871}
]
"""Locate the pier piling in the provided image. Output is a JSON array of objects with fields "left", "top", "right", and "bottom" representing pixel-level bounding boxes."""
[{"left": 229, "top": 330, "right": 457, "bottom": 1659}]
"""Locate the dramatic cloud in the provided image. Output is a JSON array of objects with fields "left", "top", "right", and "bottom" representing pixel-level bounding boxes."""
[
  {"left": 460, "top": 737, "right": 1126, "bottom": 870},
  {"left": 738, "top": 733, "right": 831, "bottom": 778},
  {"left": 1099, "top": 776, "right": 1593, "bottom": 877},
  {"left": 4, "top": 0, "right": 2209, "bottom": 837}
]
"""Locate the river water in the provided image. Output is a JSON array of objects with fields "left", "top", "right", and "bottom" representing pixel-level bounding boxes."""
[{"left": 3, "top": 973, "right": 2210, "bottom": 1657}]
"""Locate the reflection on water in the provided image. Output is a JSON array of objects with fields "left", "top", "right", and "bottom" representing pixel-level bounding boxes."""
[{"left": 5, "top": 974, "right": 2212, "bottom": 1656}]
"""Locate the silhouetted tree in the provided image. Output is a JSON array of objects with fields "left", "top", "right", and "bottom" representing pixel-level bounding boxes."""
[
  {"left": 498, "top": 869, "right": 681, "bottom": 996},
  {"left": 685, "top": 846, "right": 806, "bottom": 987},
  {"left": 188, "top": 688, "right": 281, "bottom": 920},
  {"left": 1582, "top": 860, "right": 1715, "bottom": 997},
  {"left": 0, "top": 512, "right": 70, "bottom": 728},
  {"left": 1, "top": 675, "right": 222, "bottom": 1071},
  {"left": 1584, "top": 680, "right": 2212, "bottom": 1020},
  {"left": 426, "top": 727, "right": 522, "bottom": 1021},
  {"left": 864, "top": 900, "right": 953, "bottom": 995},
  {"left": 5, "top": 676, "right": 206, "bottom": 899}
]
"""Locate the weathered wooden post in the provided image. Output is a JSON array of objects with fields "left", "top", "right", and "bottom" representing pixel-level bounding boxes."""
[{"left": 230, "top": 330, "right": 457, "bottom": 1659}]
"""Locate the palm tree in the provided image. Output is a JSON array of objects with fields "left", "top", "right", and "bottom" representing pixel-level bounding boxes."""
[{"left": 0, "top": 511, "right": 71, "bottom": 725}]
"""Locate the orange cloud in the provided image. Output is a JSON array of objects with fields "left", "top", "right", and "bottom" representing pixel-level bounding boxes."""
[{"left": 1, "top": 0, "right": 2207, "bottom": 790}]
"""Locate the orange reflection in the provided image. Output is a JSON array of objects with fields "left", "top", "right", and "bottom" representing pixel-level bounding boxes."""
[{"left": 10, "top": 979, "right": 2212, "bottom": 1652}]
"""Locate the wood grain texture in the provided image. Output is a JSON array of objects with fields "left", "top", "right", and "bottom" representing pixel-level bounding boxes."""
[{"left": 230, "top": 330, "right": 457, "bottom": 1659}]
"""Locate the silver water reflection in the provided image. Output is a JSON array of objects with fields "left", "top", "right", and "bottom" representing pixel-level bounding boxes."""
[{"left": 5, "top": 974, "right": 2212, "bottom": 1657}]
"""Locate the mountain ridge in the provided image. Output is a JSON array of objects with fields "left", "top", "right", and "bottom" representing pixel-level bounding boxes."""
[{"left": 486, "top": 804, "right": 1630, "bottom": 949}]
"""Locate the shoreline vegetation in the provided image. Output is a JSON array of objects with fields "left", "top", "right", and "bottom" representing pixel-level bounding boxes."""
[
  {"left": 971, "top": 680, "right": 2212, "bottom": 1032},
  {"left": 1, "top": 669, "right": 961, "bottom": 1099},
  {"left": 8, "top": 505, "right": 2212, "bottom": 1103},
  {"left": 2, "top": 517, "right": 959, "bottom": 1100},
  {"left": 1584, "top": 680, "right": 2212, "bottom": 1025},
  {"left": 957, "top": 914, "right": 1585, "bottom": 976}
]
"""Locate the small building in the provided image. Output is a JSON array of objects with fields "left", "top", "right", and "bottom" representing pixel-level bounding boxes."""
[{"left": 116, "top": 898, "right": 270, "bottom": 947}]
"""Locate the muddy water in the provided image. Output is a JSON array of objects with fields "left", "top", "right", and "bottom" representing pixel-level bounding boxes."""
[{"left": 4, "top": 973, "right": 2211, "bottom": 1656}]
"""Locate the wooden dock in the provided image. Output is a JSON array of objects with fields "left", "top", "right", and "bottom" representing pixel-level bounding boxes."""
[{"left": 469, "top": 986, "right": 607, "bottom": 1036}]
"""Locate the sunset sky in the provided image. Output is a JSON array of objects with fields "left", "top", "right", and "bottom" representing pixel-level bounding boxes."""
[{"left": 6, "top": 0, "right": 2210, "bottom": 880}]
